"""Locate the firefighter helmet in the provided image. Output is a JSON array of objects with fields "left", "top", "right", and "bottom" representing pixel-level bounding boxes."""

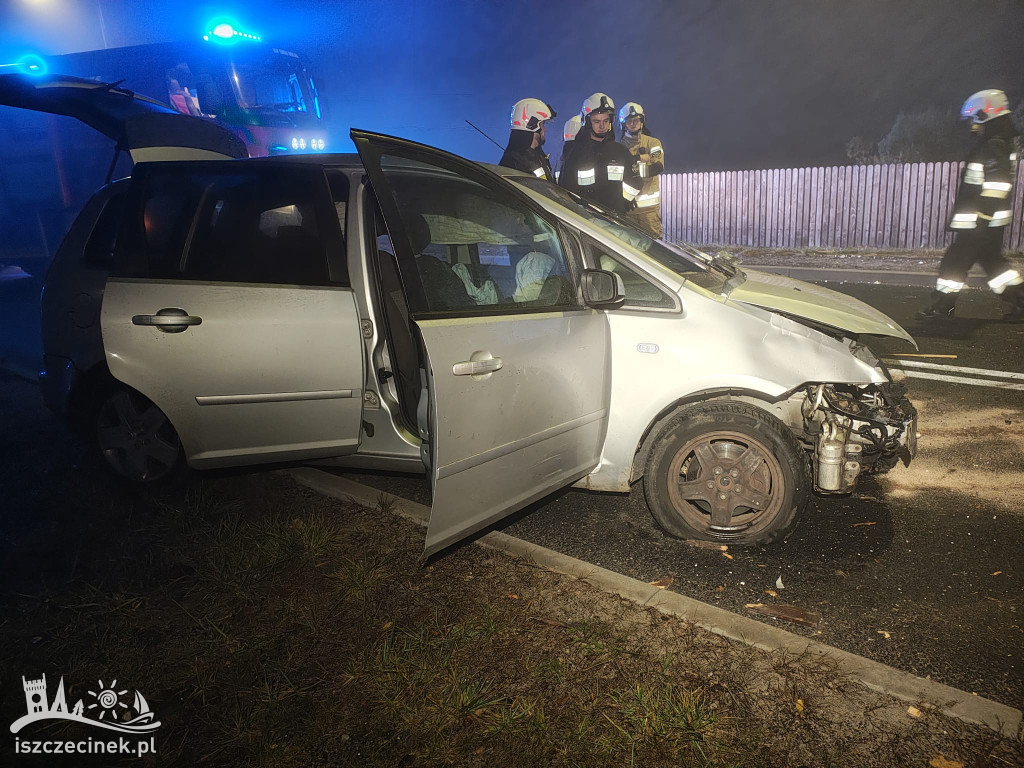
[
  {"left": 960, "top": 90, "right": 1010, "bottom": 124},
  {"left": 563, "top": 114, "right": 582, "bottom": 141},
  {"left": 510, "top": 98, "right": 556, "bottom": 132},
  {"left": 618, "top": 102, "right": 645, "bottom": 126},
  {"left": 581, "top": 92, "right": 615, "bottom": 119}
]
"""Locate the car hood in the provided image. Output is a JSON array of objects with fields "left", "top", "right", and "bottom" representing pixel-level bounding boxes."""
[
  {"left": 0, "top": 73, "right": 247, "bottom": 161},
  {"left": 729, "top": 268, "right": 917, "bottom": 347}
]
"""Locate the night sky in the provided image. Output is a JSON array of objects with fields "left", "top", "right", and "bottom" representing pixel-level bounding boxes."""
[{"left": 3, "top": 0, "right": 1024, "bottom": 171}]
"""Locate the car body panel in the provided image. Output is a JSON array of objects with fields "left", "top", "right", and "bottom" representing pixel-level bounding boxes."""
[
  {"left": 0, "top": 73, "right": 248, "bottom": 161},
  {"left": 582, "top": 296, "right": 886, "bottom": 492},
  {"left": 352, "top": 129, "right": 612, "bottom": 558},
  {"left": 101, "top": 280, "right": 365, "bottom": 466},
  {"left": 729, "top": 269, "right": 917, "bottom": 346},
  {"left": 416, "top": 313, "right": 610, "bottom": 557}
]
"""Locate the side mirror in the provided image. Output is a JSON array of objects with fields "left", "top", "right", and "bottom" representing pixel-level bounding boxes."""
[{"left": 581, "top": 269, "right": 625, "bottom": 309}]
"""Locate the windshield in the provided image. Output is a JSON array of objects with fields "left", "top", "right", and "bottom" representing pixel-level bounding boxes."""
[
  {"left": 512, "top": 176, "right": 743, "bottom": 294},
  {"left": 227, "top": 53, "right": 315, "bottom": 119}
]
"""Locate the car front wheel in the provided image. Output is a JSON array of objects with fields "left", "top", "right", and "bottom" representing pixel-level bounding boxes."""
[
  {"left": 643, "top": 402, "right": 810, "bottom": 545},
  {"left": 95, "top": 387, "right": 184, "bottom": 484}
]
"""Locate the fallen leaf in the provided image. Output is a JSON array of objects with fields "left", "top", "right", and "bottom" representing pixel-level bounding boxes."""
[
  {"left": 991, "top": 571, "right": 1002, "bottom": 576},
  {"left": 722, "top": 552, "right": 734, "bottom": 560},
  {"left": 929, "top": 756, "right": 963, "bottom": 768},
  {"left": 852, "top": 521, "right": 877, "bottom": 527},
  {"left": 381, "top": 621, "right": 392, "bottom": 631},
  {"left": 877, "top": 630, "right": 891, "bottom": 639},
  {"left": 775, "top": 576, "right": 785, "bottom": 589},
  {"left": 715, "top": 585, "right": 725, "bottom": 592},
  {"left": 746, "top": 604, "right": 821, "bottom": 627},
  {"left": 684, "top": 539, "right": 728, "bottom": 551},
  {"left": 649, "top": 577, "right": 674, "bottom": 589},
  {"left": 795, "top": 698, "right": 804, "bottom": 712},
  {"left": 766, "top": 589, "right": 778, "bottom": 597},
  {"left": 508, "top": 593, "right": 519, "bottom": 599},
  {"left": 907, "top": 706, "right": 922, "bottom": 718},
  {"left": 474, "top": 747, "right": 486, "bottom": 755}
]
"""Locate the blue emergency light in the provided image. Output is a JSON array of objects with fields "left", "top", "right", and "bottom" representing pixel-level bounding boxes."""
[
  {"left": 202, "top": 18, "right": 262, "bottom": 43},
  {"left": 5, "top": 54, "right": 49, "bottom": 76}
]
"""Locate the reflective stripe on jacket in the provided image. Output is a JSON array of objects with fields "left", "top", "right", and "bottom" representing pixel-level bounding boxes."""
[
  {"left": 949, "top": 136, "right": 1017, "bottom": 230},
  {"left": 619, "top": 132, "right": 664, "bottom": 210}
]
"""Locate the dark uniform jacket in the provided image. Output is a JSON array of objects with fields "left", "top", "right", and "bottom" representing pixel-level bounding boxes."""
[
  {"left": 949, "top": 124, "right": 1018, "bottom": 232},
  {"left": 499, "top": 131, "right": 555, "bottom": 182},
  {"left": 558, "top": 123, "right": 641, "bottom": 213}
]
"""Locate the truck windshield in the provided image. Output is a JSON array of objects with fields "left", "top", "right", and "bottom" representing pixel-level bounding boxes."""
[
  {"left": 513, "top": 176, "right": 744, "bottom": 295},
  {"left": 228, "top": 54, "right": 314, "bottom": 116}
]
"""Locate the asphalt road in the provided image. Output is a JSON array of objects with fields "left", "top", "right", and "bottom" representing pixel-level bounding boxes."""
[
  {"left": 338, "top": 282, "right": 1024, "bottom": 710},
  {"left": 2, "top": 272, "right": 1022, "bottom": 709}
]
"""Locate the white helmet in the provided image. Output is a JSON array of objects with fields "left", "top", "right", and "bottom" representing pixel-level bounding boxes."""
[
  {"left": 960, "top": 89, "right": 1010, "bottom": 124},
  {"left": 618, "top": 102, "right": 645, "bottom": 125},
  {"left": 581, "top": 92, "right": 615, "bottom": 119},
  {"left": 510, "top": 98, "right": 556, "bottom": 132},
  {"left": 563, "top": 114, "right": 582, "bottom": 141}
]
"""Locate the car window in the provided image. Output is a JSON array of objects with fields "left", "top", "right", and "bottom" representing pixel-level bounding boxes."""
[
  {"left": 378, "top": 155, "right": 577, "bottom": 315},
  {"left": 182, "top": 173, "right": 328, "bottom": 284},
  {"left": 512, "top": 176, "right": 743, "bottom": 295},
  {"left": 584, "top": 237, "right": 675, "bottom": 309},
  {"left": 82, "top": 191, "right": 128, "bottom": 268},
  {"left": 129, "top": 173, "right": 209, "bottom": 278},
  {"left": 326, "top": 170, "right": 349, "bottom": 244}
]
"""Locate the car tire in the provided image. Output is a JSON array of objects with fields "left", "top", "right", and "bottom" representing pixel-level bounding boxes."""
[
  {"left": 643, "top": 402, "right": 810, "bottom": 545},
  {"left": 95, "top": 386, "right": 185, "bottom": 484}
]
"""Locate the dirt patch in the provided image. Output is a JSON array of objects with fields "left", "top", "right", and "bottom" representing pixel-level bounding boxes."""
[{"left": 879, "top": 397, "right": 1024, "bottom": 515}]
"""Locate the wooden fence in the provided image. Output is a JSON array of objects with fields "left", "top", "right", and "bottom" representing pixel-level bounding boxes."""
[{"left": 661, "top": 162, "right": 1024, "bottom": 252}]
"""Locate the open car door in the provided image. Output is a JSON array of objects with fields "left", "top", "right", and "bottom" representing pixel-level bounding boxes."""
[
  {"left": 352, "top": 129, "right": 612, "bottom": 558},
  {"left": 0, "top": 73, "right": 247, "bottom": 162}
]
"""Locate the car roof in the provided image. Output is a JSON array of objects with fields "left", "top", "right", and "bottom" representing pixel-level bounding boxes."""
[{"left": 136, "top": 154, "right": 524, "bottom": 176}]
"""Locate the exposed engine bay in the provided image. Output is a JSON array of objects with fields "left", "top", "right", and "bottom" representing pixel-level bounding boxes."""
[{"left": 800, "top": 381, "right": 918, "bottom": 494}]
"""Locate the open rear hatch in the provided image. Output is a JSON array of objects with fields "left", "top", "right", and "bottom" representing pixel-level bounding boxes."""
[{"left": 0, "top": 73, "right": 247, "bottom": 164}]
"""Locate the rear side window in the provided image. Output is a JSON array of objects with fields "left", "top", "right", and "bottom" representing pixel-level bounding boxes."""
[
  {"left": 82, "top": 192, "right": 128, "bottom": 268},
  {"left": 115, "top": 166, "right": 334, "bottom": 285},
  {"left": 183, "top": 174, "right": 328, "bottom": 285},
  {"left": 120, "top": 173, "right": 210, "bottom": 278}
]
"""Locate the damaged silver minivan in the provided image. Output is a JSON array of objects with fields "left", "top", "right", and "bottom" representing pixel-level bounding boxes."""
[{"left": 11, "top": 75, "right": 918, "bottom": 557}]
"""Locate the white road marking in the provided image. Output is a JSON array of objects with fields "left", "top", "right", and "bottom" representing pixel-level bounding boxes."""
[
  {"left": 888, "top": 369, "right": 1024, "bottom": 391},
  {"left": 884, "top": 359, "right": 1024, "bottom": 381}
]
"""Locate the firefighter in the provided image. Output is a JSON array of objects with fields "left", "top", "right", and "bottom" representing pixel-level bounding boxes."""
[
  {"left": 557, "top": 114, "right": 582, "bottom": 181},
  {"left": 618, "top": 102, "right": 665, "bottom": 238},
  {"left": 559, "top": 93, "right": 640, "bottom": 214},
  {"left": 918, "top": 89, "right": 1023, "bottom": 321},
  {"left": 499, "top": 98, "right": 557, "bottom": 182}
]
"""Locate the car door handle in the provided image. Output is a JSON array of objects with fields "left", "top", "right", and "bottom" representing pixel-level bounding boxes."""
[
  {"left": 452, "top": 357, "right": 503, "bottom": 376},
  {"left": 132, "top": 308, "right": 202, "bottom": 334}
]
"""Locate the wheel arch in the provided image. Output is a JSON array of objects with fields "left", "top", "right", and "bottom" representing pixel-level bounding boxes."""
[
  {"left": 629, "top": 388, "right": 804, "bottom": 484},
  {"left": 66, "top": 360, "right": 121, "bottom": 431}
]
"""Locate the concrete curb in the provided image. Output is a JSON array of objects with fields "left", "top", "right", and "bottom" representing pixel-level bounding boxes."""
[{"left": 284, "top": 467, "right": 1022, "bottom": 740}]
